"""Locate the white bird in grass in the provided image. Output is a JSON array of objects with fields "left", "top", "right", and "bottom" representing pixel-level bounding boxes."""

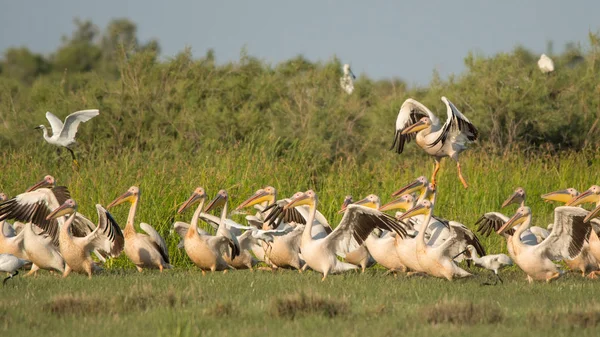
[
  {"left": 454, "top": 245, "right": 513, "bottom": 285},
  {"left": 0, "top": 254, "right": 29, "bottom": 285},
  {"left": 538, "top": 54, "right": 555, "bottom": 74},
  {"left": 340, "top": 64, "right": 356, "bottom": 94},
  {"left": 35, "top": 109, "right": 99, "bottom": 166},
  {"left": 390, "top": 97, "right": 478, "bottom": 188}
]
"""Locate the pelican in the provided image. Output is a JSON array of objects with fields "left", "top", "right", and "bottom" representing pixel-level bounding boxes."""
[
  {"left": 397, "top": 195, "right": 474, "bottom": 280},
  {"left": 340, "top": 64, "right": 356, "bottom": 94},
  {"left": 107, "top": 186, "right": 172, "bottom": 272},
  {"left": 22, "top": 221, "right": 65, "bottom": 275},
  {"left": 538, "top": 54, "right": 555, "bottom": 73},
  {"left": 0, "top": 254, "right": 29, "bottom": 285},
  {"left": 0, "top": 193, "right": 28, "bottom": 260},
  {"left": 390, "top": 97, "right": 478, "bottom": 188},
  {"left": 498, "top": 206, "right": 590, "bottom": 283},
  {"left": 46, "top": 199, "right": 124, "bottom": 278},
  {"left": 542, "top": 188, "right": 600, "bottom": 277},
  {"left": 35, "top": 109, "right": 99, "bottom": 166},
  {"left": 203, "top": 190, "right": 244, "bottom": 269},
  {"left": 454, "top": 245, "right": 512, "bottom": 285},
  {"left": 176, "top": 187, "right": 238, "bottom": 273},
  {"left": 338, "top": 196, "right": 376, "bottom": 273},
  {"left": 284, "top": 190, "right": 406, "bottom": 281},
  {"left": 567, "top": 185, "right": 600, "bottom": 278}
]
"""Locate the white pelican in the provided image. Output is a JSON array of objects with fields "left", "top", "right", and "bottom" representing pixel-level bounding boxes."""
[
  {"left": 0, "top": 193, "right": 28, "bottom": 260},
  {"left": 284, "top": 190, "right": 406, "bottom": 281},
  {"left": 338, "top": 196, "right": 376, "bottom": 273},
  {"left": 46, "top": 199, "right": 124, "bottom": 278},
  {"left": 203, "top": 190, "right": 244, "bottom": 268},
  {"left": 498, "top": 206, "right": 590, "bottom": 283},
  {"left": 22, "top": 221, "right": 65, "bottom": 275},
  {"left": 35, "top": 109, "right": 99, "bottom": 166},
  {"left": 542, "top": 188, "right": 599, "bottom": 277},
  {"left": 0, "top": 254, "right": 29, "bottom": 285},
  {"left": 454, "top": 245, "right": 513, "bottom": 285},
  {"left": 566, "top": 185, "right": 600, "bottom": 278},
  {"left": 538, "top": 54, "right": 555, "bottom": 73},
  {"left": 340, "top": 64, "right": 356, "bottom": 94},
  {"left": 107, "top": 186, "right": 172, "bottom": 272},
  {"left": 176, "top": 187, "right": 238, "bottom": 273},
  {"left": 397, "top": 195, "right": 473, "bottom": 280},
  {"left": 390, "top": 97, "right": 478, "bottom": 188}
]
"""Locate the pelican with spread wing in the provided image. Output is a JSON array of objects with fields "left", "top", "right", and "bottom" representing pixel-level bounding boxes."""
[{"left": 390, "top": 97, "right": 478, "bottom": 188}]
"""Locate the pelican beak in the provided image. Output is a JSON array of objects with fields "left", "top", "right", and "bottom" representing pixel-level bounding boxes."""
[
  {"left": 541, "top": 189, "right": 576, "bottom": 204},
  {"left": 284, "top": 193, "right": 310, "bottom": 210},
  {"left": 352, "top": 197, "right": 378, "bottom": 210},
  {"left": 584, "top": 204, "right": 600, "bottom": 223},
  {"left": 401, "top": 120, "right": 428, "bottom": 135},
  {"left": 497, "top": 212, "right": 525, "bottom": 234},
  {"left": 501, "top": 191, "right": 522, "bottom": 208},
  {"left": 107, "top": 191, "right": 135, "bottom": 209},
  {"left": 236, "top": 190, "right": 271, "bottom": 210},
  {"left": 397, "top": 203, "right": 428, "bottom": 221},
  {"left": 26, "top": 178, "right": 53, "bottom": 192},
  {"left": 392, "top": 179, "right": 424, "bottom": 197},
  {"left": 46, "top": 203, "right": 75, "bottom": 220},
  {"left": 379, "top": 197, "right": 412, "bottom": 212},
  {"left": 204, "top": 193, "right": 226, "bottom": 213},
  {"left": 178, "top": 192, "right": 204, "bottom": 214},
  {"left": 567, "top": 189, "right": 598, "bottom": 206}
]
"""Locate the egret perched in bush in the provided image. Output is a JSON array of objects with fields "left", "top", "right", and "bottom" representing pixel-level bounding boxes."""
[
  {"left": 35, "top": 109, "right": 99, "bottom": 166},
  {"left": 538, "top": 54, "right": 555, "bottom": 73},
  {"left": 340, "top": 64, "right": 356, "bottom": 94}
]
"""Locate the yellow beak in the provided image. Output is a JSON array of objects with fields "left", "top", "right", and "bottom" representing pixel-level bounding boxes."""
[
  {"left": 541, "top": 189, "right": 577, "bottom": 204},
  {"left": 26, "top": 178, "right": 53, "bottom": 192},
  {"left": 204, "top": 193, "right": 226, "bottom": 213},
  {"left": 107, "top": 191, "right": 134, "bottom": 209},
  {"left": 397, "top": 203, "right": 428, "bottom": 221},
  {"left": 401, "top": 120, "right": 428, "bottom": 135},
  {"left": 497, "top": 212, "right": 525, "bottom": 234},
  {"left": 585, "top": 205, "right": 600, "bottom": 223},
  {"left": 284, "top": 193, "right": 311, "bottom": 210},
  {"left": 392, "top": 179, "right": 424, "bottom": 197},
  {"left": 501, "top": 191, "right": 522, "bottom": 208},
  {"left": 379, "top": 197, "right": 412, "bottom": 212},
  {"left": 178, "top": 192, "right": 205, "bottom": 214},
  {"left": 236, "top": 190, "right": 272, "bottom": 210},
  {"left": 46, "top": 202, "right": 75, "bottom": 220},
  {"left": 567, "top": 189, "right": 598, "bottom": 206}
]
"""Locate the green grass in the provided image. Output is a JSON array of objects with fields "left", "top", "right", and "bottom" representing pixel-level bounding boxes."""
[{"left": 2, "top": 269, "right": 600, "bottom": 337}]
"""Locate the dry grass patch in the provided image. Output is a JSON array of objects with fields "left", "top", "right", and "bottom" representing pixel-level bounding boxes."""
[
  {"left": 529, "top": 310, "right": 600, "bottom": 328},
  {"left": 206, "top": 301, "right": 236, "bottom": 317},
  {"left": 271, "top": 292, "right": 349, "bottom": 319},
  {"left": 420, "top": 299, "right": 503, "bottom": 325}
]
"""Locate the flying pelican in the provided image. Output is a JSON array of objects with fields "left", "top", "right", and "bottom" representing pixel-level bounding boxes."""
[
  {"left": 390, "top": 97, "right": 478, "bottom": 188},
  {"left": 454, "top": 245, "right": 513, "bottom": 285},
  {"left": 497, "top": 206, "right": 590, "bottom": 283},
  {"left": 567, "top": 185, "right": 600, "bottom": 278},
  {"left": 107, "top": 186, "right": 172, "bottom": 272},
  {"left": 397, "top": 194, "right": 474, "bottom": 280},
  {"left": 35, "top": 109, "right": 99, "bottom": 166},
  {"left": 284, "top": 190, "right": 406, "bottom": 281},
  {"left": 340, "top": 64, "right": 356, "bottom": 94},
  {"left": 176, "top": 187, "right": 238, "bottom": 273},
  {"left": 538, "top": 54, "right": 555, "bottom": 74},
  {"left": 338, "top": 196, "right": 376, "bottom": 273},
  {"left": 0, "top": 254, "right": 29, "bottom": 285},
  {"left": 542, "top": 188, "right": 600, "bottom": 277},
  {"left": 46, "top": 199, "right": 124, "bottom": 278}
]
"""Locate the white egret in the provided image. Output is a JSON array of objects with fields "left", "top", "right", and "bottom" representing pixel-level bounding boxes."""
[
  {"left": 0, "top": 254, "right": 29, "bottom": 285},
  {"left": 538, "top": 54, "right": 555, "bottom": 73},
  {"left": 340, "top": 64, "right": 356, "bottom": 94},
  {"left": 454, "top": 245, "right": 513, "bottom": 285}
]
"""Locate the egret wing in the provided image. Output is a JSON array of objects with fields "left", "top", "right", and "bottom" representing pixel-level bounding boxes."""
[
  {"left": 45, "top": 111, "right": 64, "bottom": 136},
  {"left": 59, "top": 109, "right": 99, "bottom": 141}
]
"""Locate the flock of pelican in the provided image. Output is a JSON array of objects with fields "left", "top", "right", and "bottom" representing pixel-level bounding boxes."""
[{"left": 0, "top": 96, "right": 598, "bottom": 285}]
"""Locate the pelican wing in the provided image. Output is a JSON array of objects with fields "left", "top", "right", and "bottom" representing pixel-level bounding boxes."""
[
  {"left": 83, "top": 205, "right": 124, "bottom": 257},
  {"left": 437, "top": 221, "right": 486, "bottom": 258},
  {"left": 2, "top": 221, "right": 16, "bottom": 237},
  {"left": 172, "top": 222, "right": 209, "bottom": 248},
  {"left": 391, "top": 98, "right": 439, "bottom": 154},
  {"left": 475, "top": 212, "right": 512, "bottom": 237},
  {"left": 262, "top": 200, "right": 307, "bottom": 229},
  {"left": 429, "top": 97, "right": 478, "bottom": 148},
  {"left": 45, "top": 111, "right": 64, "bottom": 136},
  {"left": 208, "top": 235, "right": 238, "bottom": 260},
  {"left": 139, "top": 222, "right": 170, "bottom": 264},
  {"left": 534, "top": 206, "right": 591, "bottom": 260},
  {"left": 323, "top": 204, "right": 407, "bottom": 257},
  {"left": 215, "top": 224, "right": 241, "bottom": 258},
  {"left": 58, "top": 109, "right": 99, "bottom": 141}
]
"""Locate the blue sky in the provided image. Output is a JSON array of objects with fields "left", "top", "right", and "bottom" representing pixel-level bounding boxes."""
[{"left": 1, "top": 1, "right": 598, "bottom": 85}]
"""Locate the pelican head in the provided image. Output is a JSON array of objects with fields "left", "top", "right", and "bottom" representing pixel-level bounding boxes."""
[
  {"left": 284, "top": 190, "right": 317, "bottom": 210},
  {"left": 401, "top": 117, "right": 432, "bottom": 135},
  {"left": 379, "top": 194, "right": 415, "bottom": 212},
  {"left": 107, "top": 186, "right": 140, "bottom": 209},
  {"left": 396, "top": 199, "right": 433, "bottom": 221},
  {"left": 567, "top": 185, "right": 600, "bottom": 206},
  {"left": 46, "top": 199, "right": 77, "bottom": 220},
  {"left": 178, "top": 187, "right": 206, "bottom": 214},
  {"left": 497, "top": 206, "right": 531, "bottom": 234},
  {"left": 353, "top": 194, "right": 381, "bottom": 210},
  {"left": 392, "top": 176, "right": 428, "bottom": 197},
  {"left": 541, "top": 188, "right": 579, "bottom": 204},
  {"left": 337, "top": 195, "right": 353, "bottom": 214},
  {"left": 343, "top": 64, "right": 356, "bottom": 79},
  {"left": 501, "top": 187, "right": 526, "bottom": 208},
  {"left": 236, "top": 186, "right": 276, "bottom": 210},
  {"left": 204, "top": 189, "right": 228, "bottom": 213},
  {"left": 0, "top": 193, "right": 7, "bottom": 202},
  {"left": 26, "top": 175, "right": 55, "bottom": 192}
]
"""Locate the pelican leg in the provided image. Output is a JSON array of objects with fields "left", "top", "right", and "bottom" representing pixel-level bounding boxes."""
[
  {"left": 431, "top": 160, "right": 441, "bottom": 187},
  {"left": 527, "top": 275, "right": 534, "bottom": 284},
  {"left": 456, "top": 161, "right": 469, "bottom": 189},
  {"left": 587, "top": 271, "right": 600, "bottom": 279},
  {"left": 62, "top": 265, "right": 72, "bottom": 279},
  {"left": 25, "top": 264, "right": 39, "bottom": 277},
  {"left": 136, "top": 266, "right": 143, "bottom": 273},
  {"left": 546, "top": 272, "right": 561, "bottom": 283}
]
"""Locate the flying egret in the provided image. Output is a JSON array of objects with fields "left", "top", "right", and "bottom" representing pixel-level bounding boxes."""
[
  {"left": 390, "top": 97, "right": 478, "bottom": 188},
  {"left": 538, "top": 54, "right": 555, "bottom": 74},
  {"left": 0, "top": 254, "right": 29, "bottom": 285},
  {"left": 340, "top": 64, "right": 356, "bottom": 94},
  {"left": 35, "top": 109, "right": 99, "bottom": 166}
]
